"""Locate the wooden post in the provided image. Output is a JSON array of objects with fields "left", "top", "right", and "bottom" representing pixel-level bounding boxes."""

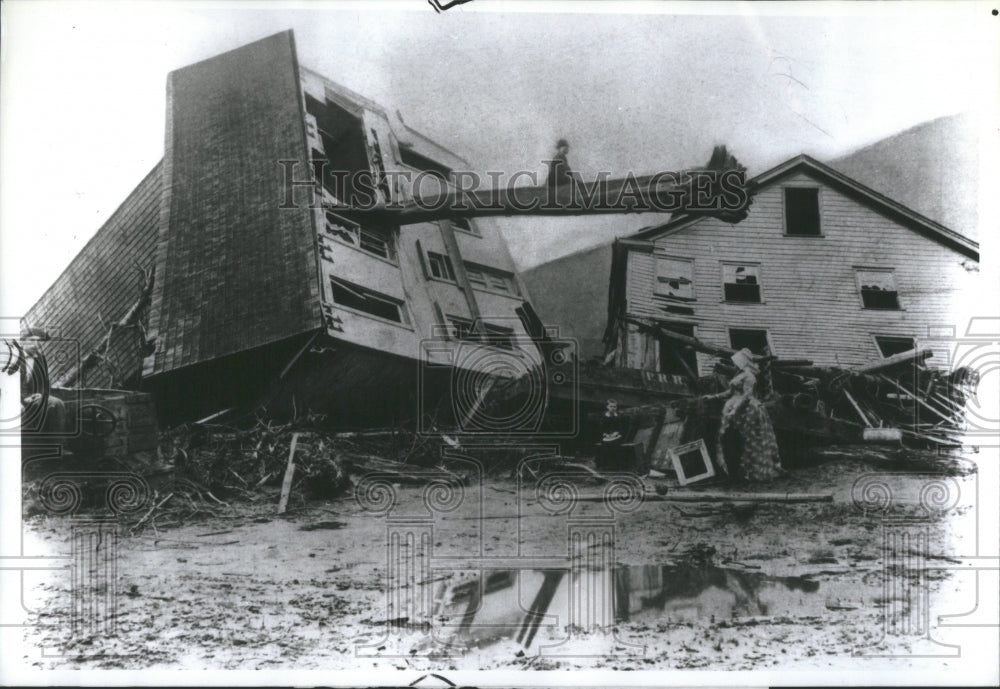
[
  {"left": 843, "top": 390, "right": 873, "bottom": 428},
  {"left": 278, "top": 432, "right": 299, "bottom": 515}
]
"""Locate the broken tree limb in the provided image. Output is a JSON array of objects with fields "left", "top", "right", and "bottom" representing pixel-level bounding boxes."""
[{"left": 278, "top": 432, "right": 300, "bottom": 515}]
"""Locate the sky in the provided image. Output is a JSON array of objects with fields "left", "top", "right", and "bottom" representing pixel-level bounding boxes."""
[{"left": 1, "top": 0, "right": 997, "bottom": 317}]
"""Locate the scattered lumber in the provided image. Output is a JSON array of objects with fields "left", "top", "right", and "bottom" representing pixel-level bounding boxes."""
[{"left": 277, "top": 432, "right": 299, "bottom": 514}]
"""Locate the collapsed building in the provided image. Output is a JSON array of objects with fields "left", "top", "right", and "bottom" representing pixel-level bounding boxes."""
[{"left": 23, "top": 31, "right": 537, "bottom": 428}]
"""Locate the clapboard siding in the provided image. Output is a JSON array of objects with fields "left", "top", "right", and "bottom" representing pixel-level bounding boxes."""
[
  {"left": 24, "top": 163, "right": 163, "bottom": 387},
  {"left": 625, "top": 171, "right": 974, "bottom": 372}
]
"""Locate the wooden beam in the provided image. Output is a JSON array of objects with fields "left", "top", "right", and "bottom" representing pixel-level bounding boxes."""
[
  {"left": 853, "top": 348, "right": 933, "bottom": 375},
  {"left": 278, "top": 432, "right": 299, "bottom": 515}
]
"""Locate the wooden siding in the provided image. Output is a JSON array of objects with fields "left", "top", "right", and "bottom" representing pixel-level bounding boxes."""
[
  {"left": 625, "top": 171, "right": 975, "bottom": 372},
  {"left": 144, "top": 31, "right": 322, "bottom": 378},
  {"left": 23, "top": 163, "right": 163, "bottom": 387}
]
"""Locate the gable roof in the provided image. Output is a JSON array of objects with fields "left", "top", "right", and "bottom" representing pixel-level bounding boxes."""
[{"left": 630, "top": 154, "right": 979, "bottom": 261}]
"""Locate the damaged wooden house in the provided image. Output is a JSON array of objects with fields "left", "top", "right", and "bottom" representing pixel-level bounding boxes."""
[
  {"left": 23, "top": 30, "right": 538, "bottom": 429},
  {"left": 603, "top": 154, "right": 979, "bottom": 374}
]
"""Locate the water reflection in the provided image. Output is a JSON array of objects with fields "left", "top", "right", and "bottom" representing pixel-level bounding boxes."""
[{"left": 422, "top": 564, "right": 820, "bottom": 651}]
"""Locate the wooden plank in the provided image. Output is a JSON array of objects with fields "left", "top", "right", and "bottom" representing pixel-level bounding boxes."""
[
  {"left": 842, "top": 390, "right": 873, "bottom": 428},
  {"left": 575, "top": 491, "right": 832, "bottom": 504},
  {"left": 853, "top": 348, "right": 933, "bottom": 375},
  {"left": 277, "top": 432, "right": 299, "bottom": 515}
]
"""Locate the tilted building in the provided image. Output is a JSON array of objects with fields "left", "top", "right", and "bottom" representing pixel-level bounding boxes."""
[{"left": 24, "top": 31, "right": 536, "bottom": 426}]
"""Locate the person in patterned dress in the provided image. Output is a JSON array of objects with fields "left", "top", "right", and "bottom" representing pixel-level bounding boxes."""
[{"left": 717, "top": 348, "right": 782, "bottom": 482}]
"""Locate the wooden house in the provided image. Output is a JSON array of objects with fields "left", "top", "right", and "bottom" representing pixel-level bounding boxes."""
[{"left": 604, "top": 154, "right": 980, "bottom": 376}]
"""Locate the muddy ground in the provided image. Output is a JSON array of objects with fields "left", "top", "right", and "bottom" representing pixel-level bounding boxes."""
[{"left": 17, "top": 446, "right": 987, "bottom": 672}]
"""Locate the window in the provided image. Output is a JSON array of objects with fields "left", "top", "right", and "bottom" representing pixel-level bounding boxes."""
[
  {"left": 784, "top": 187, "right": 821, "bottom": 236},
  {"left": 482, "top": 323, "right": 515, "bottom": 349},
  {"left": 451, "top": 217, "right": 480, "bottom": 236},
  {"left": 658, "top": 323, "right": 699, "bottom": 377},
  {"left": 427, "top": 251, "right": 456, "bottom": 281},
  {"left": 654, "top": 256, "right": 695, "bottom": 300},
  {"left": 446, "top": 315, "right": 515, "bottom": 349},
  {"left": 447, "top": 315, "right": 476, "bottom": 341},
  {"left": 463, "top": 263, "right": 520, "bottom": 296},
  {"left": 875, "top": 335, "right": 915, "bottom": 358},
  {"left": 728, "top": 328, "right": 771, "bottom": 356},
  {"left": 330, "top": 278, "right": 408, "bottom": 324},
  {"left": 324, "top": 211, "right": 396, "bottom": 262},
  {"left": 722, "top": 263, "right": 761, "bottom": 303},
  {"left": 856, "top": 269, "right": 900, "bottom": 310},
  {"left": 399, "top": 147, "right": 452, "bottom": 180}
]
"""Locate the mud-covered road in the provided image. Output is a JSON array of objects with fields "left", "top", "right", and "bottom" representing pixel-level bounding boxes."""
[{"left": 19, "top": 449, "right": 986, "bottom": 672}]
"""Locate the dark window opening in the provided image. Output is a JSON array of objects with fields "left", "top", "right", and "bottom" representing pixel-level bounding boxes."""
[
  {"left": 729, "top": 328, "right": 770, "bottom": 356},
  {"left": 785, "top": 187, "right": 821, "bottom": 236},
  {"left": 305, "top": 94, "right": 373, "bottom": 207},
  {"left": 722, "top": 264, "right": 761, "bottom": 303},
  {"left": 482, "top": 323, "right": 515, "bottom": 349},
  {"left": 857, "top": 269, "right": 900, "bottom": 310},
  {"left": 400, "top": 147, "right": 452, "bottom": 181},
  {"left": 446, "top": 316, "right": 515, "bottom": 350},
  {"left": 330, "top": 278, "right": 406, "bottom": 324},
  {"left": 428, "top": 252, "right": 456, "bottom": 281},
  {"left": 658, "top": 323, "right": 699, "bottom": 377},
  {"left": 875, "top": 336, "right": 915, "bottom": 358}
]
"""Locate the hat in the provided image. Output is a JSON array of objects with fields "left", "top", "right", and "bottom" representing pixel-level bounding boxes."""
[
  {"left": 730, "top": 348, "right": 758, "bottom": 373},
  {"left": 556, "top": 138, "right": 569, "bottom": 148}
]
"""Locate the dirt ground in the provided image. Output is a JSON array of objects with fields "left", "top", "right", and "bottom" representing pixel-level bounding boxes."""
[{"left": 17, "top": 446, "right": 987, "bottom": 672}]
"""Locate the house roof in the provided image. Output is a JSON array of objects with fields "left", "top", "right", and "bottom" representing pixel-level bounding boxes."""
[{"left": 630, "top": 154, "right": 979, "bottom": 261}]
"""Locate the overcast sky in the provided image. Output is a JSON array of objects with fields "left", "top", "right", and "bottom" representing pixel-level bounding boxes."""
[{"left": 1, "top": 1, "right": 997, "bottom": 316}]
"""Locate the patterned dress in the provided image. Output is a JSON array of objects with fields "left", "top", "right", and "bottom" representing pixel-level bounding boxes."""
[{"left": 717, "top": 370, "right": 782, "bottom": 482}]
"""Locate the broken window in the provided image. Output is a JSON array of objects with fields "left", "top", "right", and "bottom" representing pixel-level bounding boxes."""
[
  {"left": 399, "top": 147, "right": 452, "bottom": 181},
  {"left": 428, "top": 252, "right": 456, "bottom": 281},
  {"left": 728, "top": 328, "right": 770, "bottom": 356},
  {"left": 657, "top": 322, "right": 699, "bottom": 378},
  {"left": 874, "top": 335, "right": 915, "bottom": 358},
  {"left": 784, "top": 187, "right": 821, "bottom": 236},
  {"left": 654, "top": 256, "right": 695, "bottom": 301},
  {"left": 482, "top": 323, "right": 515, "bottom": 349},
  {"left": 446, "top": 316, "right": 515, "bottom": 349},
  {"left": 464, "top": 263, "right": 519, "bottom": 296},
  {"left": 329, "top": 278, "right": 408, "bottom": 324},
  {"left": 305, "top": 94, "right": 374, "bottom": 207},
  {"left": 323, "top": 211, "right": 396, "bottom": 262},
  {"left": 722, "top": 263, "right": 761, "bottom": 303},
  {"left": 856, "top": 269, "right": 900, "bottom": 310}
]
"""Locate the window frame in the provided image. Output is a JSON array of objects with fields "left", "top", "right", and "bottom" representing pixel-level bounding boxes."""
[
  {"left": 873, "top": 334, "right": 916, "bottom": 358},
  {"left": 720, "top": 261, "right": 763, "bottom": 304},
  {"left": 463, "top": 261, "right": 520, "bottom": 297},
  {"left": 328, "top": 277, "right": 411, "bottom": 328},
  {"left": 855, "top": 267, "right": 902, "bottom": 311},
  {"left": 782, "top": 185, "right": 824, "bottom": 237},
  {"left": 322, "top": 211, "right": 398, "bottom": 265},
  {"left": 427, "top": 251, "right": 457, "bottom": 282},
  {"left": 727, "top": 327, "right": 774, "bottom": 357},
  {"left": 653, "top": 254, "right": 696, "bottom": 301}
]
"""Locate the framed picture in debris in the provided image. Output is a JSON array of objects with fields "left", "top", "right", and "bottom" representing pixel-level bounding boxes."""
[{"left": 668, "top": 439, "right": 715, "bottom": 486}]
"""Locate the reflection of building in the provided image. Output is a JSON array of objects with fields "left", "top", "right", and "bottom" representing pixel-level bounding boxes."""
[
  {"left": 426, "top": 564, "right": 820, "bottom": 651},
  {"left": 24, "top": 31, "right": 534, "bottom": 425}
]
